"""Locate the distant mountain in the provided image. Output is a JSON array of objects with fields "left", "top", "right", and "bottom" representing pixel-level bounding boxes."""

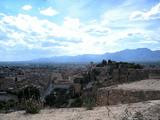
[{"left": 33, "top": 48, "right": 160, "bottom": 63}]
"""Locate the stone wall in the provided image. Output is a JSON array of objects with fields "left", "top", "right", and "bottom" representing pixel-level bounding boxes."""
[
  {"left": 96, "top": 88, "right": 160, "bottom": 106},
  {"left": 95, "top": 69, "right": 160, "bottom": 106},
  {"left": 103, "top": 69, "right": 149, "bottom": 86},
  {"left": 149, "top": 69, "right": 160, "bottom": 79}
]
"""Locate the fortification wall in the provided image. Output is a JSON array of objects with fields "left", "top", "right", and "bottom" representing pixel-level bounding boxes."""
[
  {"left": 103, "top": 69, "right": 149, "bottom": 86},
  {"left": 96, "top": 88, "right": 160, "bottom": 105},
  {"left": 149, "top": 69, "right": 160, "bottom": 79}
]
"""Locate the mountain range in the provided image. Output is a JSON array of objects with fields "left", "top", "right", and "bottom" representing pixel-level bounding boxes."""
[{"left": 33, "top": 48, "right": 160, "bottom": 63}]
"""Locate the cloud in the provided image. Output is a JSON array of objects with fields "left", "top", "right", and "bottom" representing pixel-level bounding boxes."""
[
  {"left": 40, "top": 7, "right": 59, "bottom": 16},
  {"left": 22, "top": 5, "right": 32, "bottom": 11},
  {"left": 0, "top": 14, "right": 85, "bottom": 55},
  {"left": 130, "top": 2, "right": 160, "bottom": 21},
  {"left": 83, "top": 20, "right": 111, "bottom": 36},
  {"left": 63, "top": 17, "right": 80, "bottom": 30},
  {"left": 0, "top": 13, "right": 152, "bottom": 54},
  {"left": 0, "top": 13, "right": 113, "bottom": 58},
  {"left": 0, "top": 4, "right": 160, "bottom": 61}
]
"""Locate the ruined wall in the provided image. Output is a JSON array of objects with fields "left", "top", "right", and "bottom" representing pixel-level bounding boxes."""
[
  {"left": 95, "top": 69, "right": 160, "bottom": 106},
  {"left": 96, "top": 88, "right": 160, "bottom": 106},
  {"left": 149, "top": 69, "right": 160, "bottom": 79},
  {"left": 103, "top": 69, "right": 149, "bottom": 86}
]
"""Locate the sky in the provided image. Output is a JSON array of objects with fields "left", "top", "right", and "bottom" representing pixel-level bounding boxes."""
[{"left": 0, "top": 0, "right": 160, "bottom": 61}]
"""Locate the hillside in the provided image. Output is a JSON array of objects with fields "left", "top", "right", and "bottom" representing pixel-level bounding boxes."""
[
  {"left": 33, "top": 48, "right": 160, "bottom": 63},
  {"left": 1, "top": 100, "right": 160, "bottom": 120}
]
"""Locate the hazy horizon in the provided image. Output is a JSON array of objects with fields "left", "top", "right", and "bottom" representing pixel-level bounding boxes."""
[
  {"left": 0, "top": 48, "right": 159, "bottom": 62},
  {"left": 0, "top": 0, "right": 160, "bottom": 61}
]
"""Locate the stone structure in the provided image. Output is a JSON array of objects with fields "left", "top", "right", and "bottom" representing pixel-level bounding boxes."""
[
  {"left": 149, "top": 69, "right": 160, "bottom": 79},
  {"left": 96, "top": 88, "right": 160, "bottom": 105}
]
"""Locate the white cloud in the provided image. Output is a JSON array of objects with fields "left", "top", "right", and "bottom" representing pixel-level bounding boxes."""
[
  {"left": 63, "top": 17, "right": 80, "bottom": 30},
  {"left": 22, "top": 5, "right": 32, "bottom": 11},
  {"left": 40, "top": 7, "right": 59, "bottom": 16},
  {"left": 129, "top": 11, "right": 144, "bottom": 20},
  {"left": 130, "top": 2, "right": 160, "bottom": 21},
  {"left": 83, "top": 20, "right": 111, "bottom": 36},
  {"left": 0, "top": 13, "right": 113, "bottom": 55},
  {"left": 0, "top": 11, "right": 159, "bottom": 59},
  {"left": 0, "top": 14, "right": 84, "bottom": 53}
]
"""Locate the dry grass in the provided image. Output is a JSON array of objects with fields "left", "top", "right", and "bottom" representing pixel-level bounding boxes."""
[{"left": 1, "top": 100, "right": 160, "bottom": 120}]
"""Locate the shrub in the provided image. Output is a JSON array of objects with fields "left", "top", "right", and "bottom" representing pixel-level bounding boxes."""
[
  {"left": 69, "top": 98, "right": 83, "bottom": 107},
  {"left": 18, "top": 86, "right": 40, "bottom": 102},
  {"left": 54, "top": 94, "right": 68, "bottom": 108},
  {"left": 0, "top": 101, "right": 6, "bottom": 110},
  {"left": 0, "top": 100, "right": 17, "bottom": 113},
  {"left": 92, "top": 69, "right": 100, "bottom": 76},
  {"left": 83, "top": 97, "right": 95, "bottom": 110},
  {"left": 25, "top": 98, "right": 42, "bottom": 114},
  {"left": 45, "top": 94, "right": 55, "bottom": 107}
]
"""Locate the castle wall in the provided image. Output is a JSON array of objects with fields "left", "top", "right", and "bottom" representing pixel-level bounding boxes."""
[
  {"left": 103, "top": 69, "right": 149, "bottom": 86},
  {"left": 96, "top": 88, "right": 160, "bottom": 105}
]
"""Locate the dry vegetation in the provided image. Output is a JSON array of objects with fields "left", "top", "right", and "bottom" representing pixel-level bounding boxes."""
[{"left": 0, "top": 100, "right": 160, "bottom": 120}]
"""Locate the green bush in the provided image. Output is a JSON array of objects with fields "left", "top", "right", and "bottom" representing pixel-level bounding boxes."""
[
  {"left": 83, "top": 97, "right": 95, "bottom": 110},
  {"left": 0, "top": 101, "right": 6, "bottom": 110},
  {"left": 0, "top": 100, "right": 17, "bottom": 113},
  {"left": 69, "top": 98, "right": 83, "bottom": 107},
  {"left": 18, "top": 86, "right": 40, "bottom": 102},
  {"left": 54, "top": 94, "right": 68, "bottom": 108},
  {"left": 45, "top": 94, "right": 55, "bottom": 107},
  {"left": 25, "top": 98, "right": 42, "bottom": 114}
]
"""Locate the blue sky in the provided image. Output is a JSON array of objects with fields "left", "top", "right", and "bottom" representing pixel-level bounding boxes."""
[{"left": 0, "top": 0, "right": 160, "bottom": 61}]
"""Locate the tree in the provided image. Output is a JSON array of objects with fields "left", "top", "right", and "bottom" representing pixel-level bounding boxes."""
[
  {"left": 102, "top": 59, "right": 107, "bottom": 66},
  {"left": 18, "top": 86, "right": 40, "bottom": 101}
]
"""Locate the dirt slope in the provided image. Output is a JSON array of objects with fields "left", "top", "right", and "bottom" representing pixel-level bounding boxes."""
[{"left": 1, "top": 100, "right": 160, "bottom": 120}]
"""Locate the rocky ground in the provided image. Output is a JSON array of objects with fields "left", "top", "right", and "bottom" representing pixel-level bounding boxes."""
[
  {"left": 1, "top": 79, "right": 160, "bottom": 120},
  {"left": 115, "top": 79, "right": 160, "bottom": 90},
  {"left": 1, "top": 100, "right": 160, "bottom": 120}
]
